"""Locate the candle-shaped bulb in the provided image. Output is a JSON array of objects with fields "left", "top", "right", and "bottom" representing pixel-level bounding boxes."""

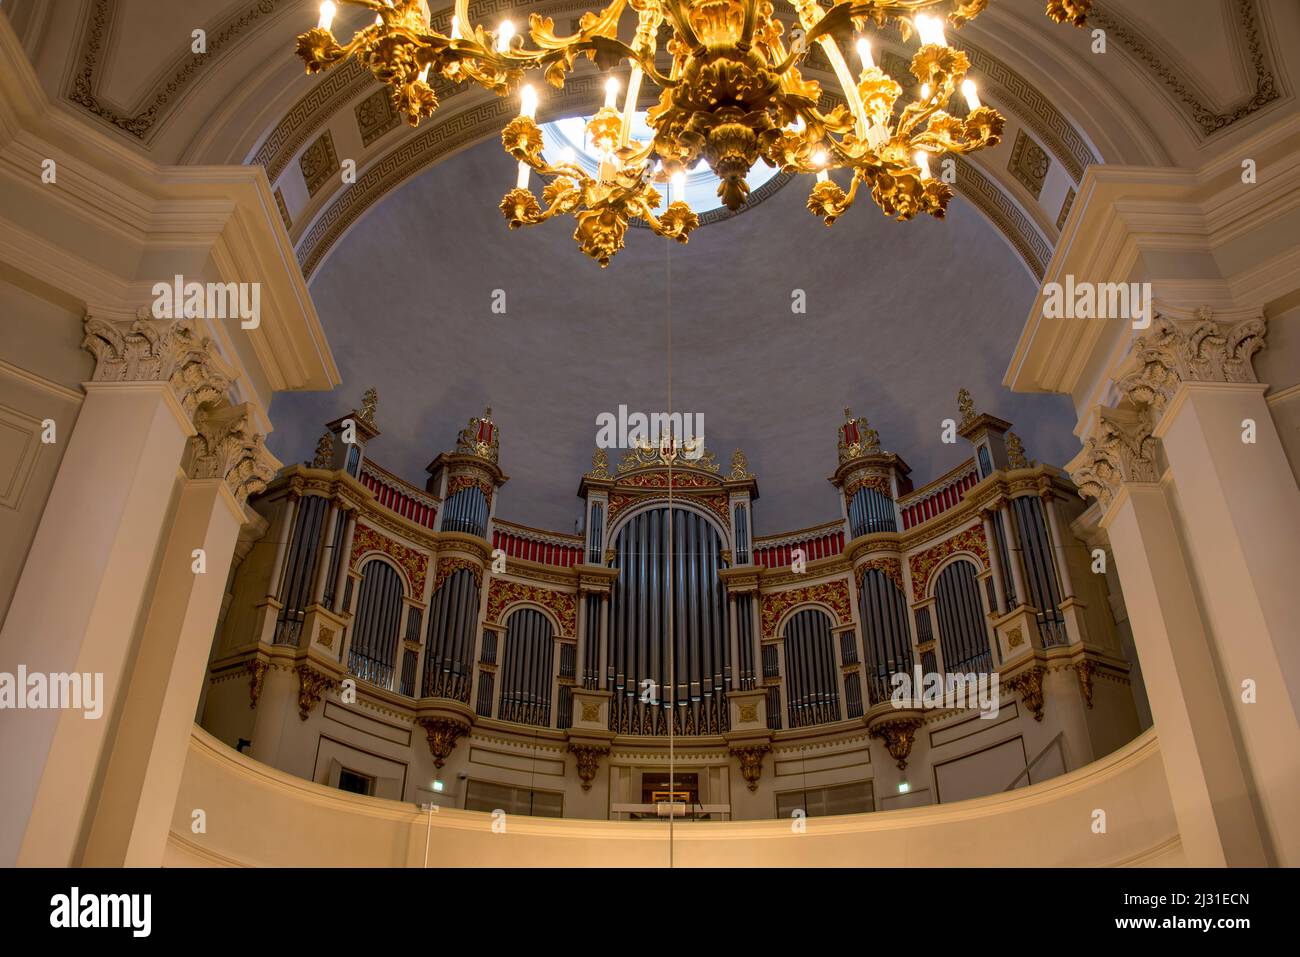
[
  {"left": 375, "top": 14, "right": 383, "bottom": 27},
  {"left": 670, "top": 169, "right": 686, "bottom": 197},
  {"left": 856, "top": 37, "right": 874, "bottom": 70},
  {"left": 450, "top": 15, "right": 462, "bottom": 39},
  {"left": 604, "top": 76, "right": 620, "bottom": 108},
  {"left": 915, "top": 14, "right": 947, "bottom": 47},
  {"left": 516, "top": 161, "right": 530, "bottom": 191},
  {"left": 496, "top": 19, "right": 515, "bottom": 53},
  {"left": 920, "top": 82, "right": 931, "bottom": 101},
  {"left": 418, "top": 64, "right": 431, "bottom": 83},
  {"left": 520, "top": 84, "right": 538, "bottom": 119},
  {"left": 317, "top": 1, "right": 336, "bottom": 31},
  {"left": 813, "top": 150, "right": 829, "bottom": 182},
  {"left": 961, "top": 79, "right": 981, "bottom": 111},
  {"left": 915, "top": 150, "right": 932, "bottom": 180}
]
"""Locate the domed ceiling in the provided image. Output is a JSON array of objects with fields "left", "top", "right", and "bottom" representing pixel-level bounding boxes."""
[{"left": 267, "top": 131, "right": 1078, "bottom": 534}]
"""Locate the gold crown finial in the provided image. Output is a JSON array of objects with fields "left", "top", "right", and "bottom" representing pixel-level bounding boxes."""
[{"left": 843, "top": 407, "right": 852, "bottom": 419}]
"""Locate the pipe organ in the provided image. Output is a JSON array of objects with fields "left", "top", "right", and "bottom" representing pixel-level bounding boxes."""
[
  {"left": 607, "top": 506, "right": 729, "bottom": 736},
  {"left": 349, "top": 559, "right": 404, "bottom": 689},
  {"left": 423, "top": 567, "right": 479, "bottom": 702},
  {"left": 205, "top": 392, "right": 1139, "bottom": 817}
]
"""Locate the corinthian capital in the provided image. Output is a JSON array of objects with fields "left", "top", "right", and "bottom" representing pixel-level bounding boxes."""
[
  {"left": 1117, "top": 309, "right": 1266, "bottom": 415},
  {"left": 189, "top": 404, "right": 280, "bottom": 507},
  {"left": 82, "top": 311, "right": 237, "bottom": 419},
  {"left": 1067, "top": 406, "right": 1159, "bottom": 510}
]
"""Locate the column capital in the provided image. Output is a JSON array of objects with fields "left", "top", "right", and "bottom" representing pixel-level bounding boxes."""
[
  {"left": 1117, "top": 309, "right": 1267, "bottom": 417},
  {"left": 82, "top": 311, "right": 239, "bottom": 421},
  {"left": 1067, "top": 406, "right": 1159, "bottom": 511},
  {"left": 188, "top": 404, "right": 281, "bottom": 508}
]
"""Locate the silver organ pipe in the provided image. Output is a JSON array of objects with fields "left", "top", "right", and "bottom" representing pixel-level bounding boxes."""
[
  {"left": 349, "top": 559, "right": 404, "bottom": 689},
  {"left": 1011, "top": 495, "right": 1067, "bottom": 647},
  {"left": 423, "top": 568, "right": 479, "bottom": 701},
  {"left": 934, "top": 561, "right": 993, "bottom": 674},
  {"left": 849, "top": 486, "right": 897, "bottom": 539},
  {"left": 607, "top": 507, "right": 728, "bottom": 735},
  {"left": 858, "top": 569, "right": 914, "bottom": 706},
  {"left": 784, "top": 609, "right": 840, "bottom": 727},
  {"left": 499, "top": 609, "right": 554, "bottom": 726}
]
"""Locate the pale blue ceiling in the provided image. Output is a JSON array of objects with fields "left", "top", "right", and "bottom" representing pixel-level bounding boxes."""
[{"left": 269, "top": 136, "right": 1078, "bottom": 536}]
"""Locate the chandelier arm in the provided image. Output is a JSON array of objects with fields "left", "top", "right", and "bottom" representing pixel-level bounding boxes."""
[
  {"left": 740, "top": 0, "right": 761, "bottom": 48},
  {"left": 658, "top": 0, "right": 703, "bottom": 51}
]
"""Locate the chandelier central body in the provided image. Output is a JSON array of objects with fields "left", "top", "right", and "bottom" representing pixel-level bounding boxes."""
[{"left": 296, "top": 0, "right": 1091, "bottom": 264}]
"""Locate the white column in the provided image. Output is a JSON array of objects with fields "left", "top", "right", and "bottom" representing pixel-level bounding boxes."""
[
  {"left": 83, "top": 405, "right": 275, "bottom": 865},
  {"left": 1102, "top": 482, "right": 1268, "bottom": 866},
  {"left": 1, "top": 314, "right": 240, "bottom": 866},
  {"left": 1154, "top": 380, "right": 1300, "bottom": 864}
]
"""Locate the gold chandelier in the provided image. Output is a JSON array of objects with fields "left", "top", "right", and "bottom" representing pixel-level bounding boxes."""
[{"left": 296, "top": 0, "right": 1090, "bottom": 265}]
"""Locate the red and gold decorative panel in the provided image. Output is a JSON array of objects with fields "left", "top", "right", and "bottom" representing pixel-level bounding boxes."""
[
  {"left": 855, "top": 557, "right": 904, "bottom": 593},
  {"left": 760, "top": 580, "right": 853, "bottom": 640},
  {"left": 486, "top": 579, "right": 577, "bottom": 636},
  {"left": 619, "top": 471, "right": 721, "bottom": 490},
  {"left": 351, "top": 523, "right": 429, "bottom": 595},
  {"left": 607, "top": 491, "right": 730, "bottom": 528},
  {"left": 434, "top": 556, "right": 482, "bottom": 593},
  {"left": 907, "top": 523, "right": 989, "bottom": 602}
]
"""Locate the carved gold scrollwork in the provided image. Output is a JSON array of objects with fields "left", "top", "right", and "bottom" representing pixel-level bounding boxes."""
[
  {"left": 418, "top": 717, "right": 470, "bottom": 769},
  {"left": 295, "top": 664, "right": 338, "bottom": 721},
  {"left": 869, "top": 717, "right": 924, "bottom": 770},
  {"left": 568, "top": 744, "right": 610, "bottom": 790},
  {"left": 1005, "top": 665, "right": 1047, "bottom": 721},
  {"left": 729, "top": 744, "right": 769, "bottom": 791}
]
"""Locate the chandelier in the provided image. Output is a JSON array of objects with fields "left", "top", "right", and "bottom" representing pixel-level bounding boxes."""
[{"left": 296, "top": 0, "right": 1090, "bottom": 265}]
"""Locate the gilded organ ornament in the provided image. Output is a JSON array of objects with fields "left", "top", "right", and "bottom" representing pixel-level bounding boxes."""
[{"left": 294, "top": 0, "right": 1088, "bottom": 264}]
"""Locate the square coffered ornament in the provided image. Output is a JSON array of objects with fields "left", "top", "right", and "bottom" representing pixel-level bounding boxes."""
[
  {"left": 299, "top": 129, "right": 339, "bottom": 197},
  {"left": 1009, "top": 129, "right": 1051, "bottom": 199}
]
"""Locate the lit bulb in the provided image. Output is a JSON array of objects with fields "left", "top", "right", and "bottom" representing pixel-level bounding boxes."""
[
  {"left": 516, "top": 161, "right": 530, "bottom": 190},
  {"left": 856, "top": 37, "right": 874, "bottom": 70},
  {"left": 670, "top": 169, "right": 686, "bottom": 197},
  {"left": 961, "top": 79, "right": 981, "bottom": 111},
  {"left": 317, "top": 1, "right": 336, "bottom": 31},
  {"left": 418, "top": 64, "right": 430, "bottom": 83},
  {"left": 450, "top": 15, "right": 462, "bottom": 40},
  {"left": 920, "top": 83, "right": 931, "bottom": 101},
  {"left": 915, "top": 14, "right": 947, "bottom": 47},
  {"left": 915, "top": 150, "right": 932, "bottom": 179},
  {"left": 813, "top": 150, "right": 829, "bottom": 182},
  {"left": 496, "top": 19, "right": 515, "bottom": 53},
  {"left": 604, "top": 76, "right": 620, "bottom": 109},
  {"left": 519, "top": 83, "right": 537, "bottom": 120},
  {"left": 375, "top": 14, "right": 382, "bottom": 27}
]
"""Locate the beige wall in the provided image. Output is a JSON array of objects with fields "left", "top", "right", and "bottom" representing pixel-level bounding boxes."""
[{"left": 167, "top": 725, "right": 1183, "bottom": 867}]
